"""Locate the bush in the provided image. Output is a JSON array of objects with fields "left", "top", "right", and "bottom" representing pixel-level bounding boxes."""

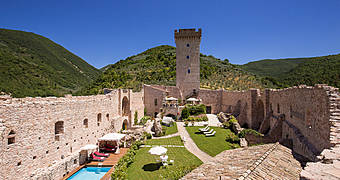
[
  {"left": 139, "top": 116, "right": 151, "bottom": 125},
  {"left": 222, "top": 115, "right": 238, "bottom": 129},
  {"left": 134, "top": 111, "right": 138, "bottom": 125},
  {"left": 143, "top": 132, "right": 152, "bottom": 139},
  {"left": 238, "top": 129, "right": 263, "bottom": 138},
  {"left": 186, "top": 115, "right": 208, "bottom": 122},
  {"left": 184, "top": 121, "right": 189, "bottom": 127},
  {"left": 181, "top": 108, "right": 190, "bottom": 120},
  {"left": 225, "top": 129, "right": 240, "bottom": 143},
  {"left": 112, "top": 141, "right": 142, "bottom": 180}
]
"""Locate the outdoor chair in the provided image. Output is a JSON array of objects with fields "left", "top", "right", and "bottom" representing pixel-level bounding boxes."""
[
  {"left": 90, "top": 153, "right": 105, "bottom": 161},
  {"left": 169, "top": 160, "right": 174, "bottom": 165},
  {"left": 94, "top": 151, "right": 109, "bottom": 158},
  {"left": 203, "top": 129, "right": 214, "bottom": 134},
  {"left": 199, "top": 126, "right": 209, "bottom": 132},
  {"left": 205, "top": 131, "right": 216, "bottom": 137}
]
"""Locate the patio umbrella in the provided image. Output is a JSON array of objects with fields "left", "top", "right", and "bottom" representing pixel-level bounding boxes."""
[{"left": 148, "top": 146, "right": 167, "bottom": 155}]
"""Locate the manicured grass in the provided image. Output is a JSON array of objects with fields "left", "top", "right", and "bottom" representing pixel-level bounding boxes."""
[
  {"left": 186, "top": 126, "right": 240, "bottom": 157},
  {"left": 145, "top": 136, "right": 184, "bottom": 146},
  {"left": 163, "top": 122, "right": 178, "bottom": 136},
  {"left": 126, "top": 137, "right": 202, "bottom": 180}
]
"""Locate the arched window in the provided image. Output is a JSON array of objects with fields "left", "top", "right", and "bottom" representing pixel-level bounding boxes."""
[
  {"left": 188, "top": 69, "right": 191, "bottom": 74},
  {"left": 106, "top": 114, "right": 109, "bottom": 121},
  {"left": 8, "top": 130, "right": 15, "bottom": 145},
  {"left": 187, "top": 43, "right": 190, "bottom": 47},
  {"left": 83, "top": 119, "right": 88, "bottom": 128}
]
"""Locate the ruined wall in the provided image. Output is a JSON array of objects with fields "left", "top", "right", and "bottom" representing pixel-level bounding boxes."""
[
  {"left": 143, "top": 85, "right": 166, "bottom": 117},
  {"left": 221, "top": 90, "right": 252, "bottom": 127},
  {"left": 130, "top": 90, "right": 145, "bottom": 125},
  {"left": 0, "top": 89, "right": 144, "bottom": 180},
  {"left": 199, "top": 89, "right": 222, "bottom": 114}
]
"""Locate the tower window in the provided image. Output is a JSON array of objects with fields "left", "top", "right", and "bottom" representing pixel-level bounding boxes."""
[
  {"left": 154, "top": 98, "right": 158, "bottom": 106},
  {"left": 186, "top": 56, "right": 189, "bottom": 59},
  {"left": 188, "top": 69, "right": 191, "bottom": 74},
  {"left": 8, "top": 130, "right": 15, "bottom": 145},
  {"left": 187, "top": 44, "right": 190, "bottom": 47}
]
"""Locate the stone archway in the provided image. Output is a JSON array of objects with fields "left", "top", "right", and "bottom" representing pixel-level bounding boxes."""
[
  {"left": 253, "top": 100, "right": 264, "bottom": 130},
  {"left": 122, "top": 119, "right": 129, "bottom": 130},
  {"left": 122, "top": 96, "right": 130, "bottom": 116}
]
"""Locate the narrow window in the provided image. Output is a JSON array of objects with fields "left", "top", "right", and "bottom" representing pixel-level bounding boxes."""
[
  {"left": 188, "top": 69, "right": 191, "bottom": 74},
  {"left": 277, "top": 104, "right": 280, "bottom": 113},
  {"left": 55, "top": 121, "right": 64, "bottom": 141},
  {"left": 106, "top": 114, "right": 109, "bottom": 121},
  {"left": 187, "top": 43, "right": 190, "bottom": 47},
  {"left": 154, "top": 98, "right": 158, "bottom": 106},
  {"left": 97, "top": 113, "right": 102, "bottom": 122},
  {"left": 8, "top": 130, "right": 15, "bottom": 145},
  {"left": 83, "top": 119, "right": 88, "bottom": 128},
  {"left": 186, "top": 56, "right": 189, "bottom": 59}
]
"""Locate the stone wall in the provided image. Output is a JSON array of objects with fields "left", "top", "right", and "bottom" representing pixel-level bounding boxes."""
[
  {"left": 0, "top": 89, "right": 144, "bottom": 180},
  {"left": 143, "top": 85, "right": 166, "bottom": 117}
]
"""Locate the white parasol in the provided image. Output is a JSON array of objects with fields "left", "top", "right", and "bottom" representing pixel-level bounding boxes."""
[{"left": 148, "top": 146, "right": 167, "bottom": 155}]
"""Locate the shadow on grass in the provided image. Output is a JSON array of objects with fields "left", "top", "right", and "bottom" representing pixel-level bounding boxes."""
[{"left": 142, "top": 162, "right": 162, "bottom": 171}]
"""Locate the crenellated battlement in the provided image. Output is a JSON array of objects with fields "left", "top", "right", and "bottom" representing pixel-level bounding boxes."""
[{"left": 174, "top": 28, "right": 201, "bottom": 39}]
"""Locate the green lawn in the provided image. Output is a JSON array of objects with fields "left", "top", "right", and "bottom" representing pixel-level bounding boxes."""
[
  {"left": 126, "top": 136, "right": 202, "bottom": 180},
  {"left": 162, "top": 122, "right": 178, "bottom": 136},
  {"left": 185, "top": 126, "right": 240, "bottom": 156},
  {"left": 146, "top": 136, "right": 184, "bottom": 146}
]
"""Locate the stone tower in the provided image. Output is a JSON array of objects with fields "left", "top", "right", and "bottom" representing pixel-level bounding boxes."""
[{"left": 175, "top": 28, "right": 202, "bottom": 98}]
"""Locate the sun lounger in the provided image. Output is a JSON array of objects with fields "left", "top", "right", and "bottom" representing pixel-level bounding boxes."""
[
  {"left": 100, "top": 147, "right": 116, "bottom": 153},
  {"left": 203, "top": 129, "right": 214, "bottom": 134},
  {"left": 200, "top": 127, "right": 210, "bottom": 132},
  {"left": 90, "top": 153, "right": 105, "bottom": 161},
  {"left": 199, "top": 126, "right": 209, "bottom": 132},
  {"left": 94, "top": 151, "right": 109, "bottom": 157},
  {"left": 205, "top": 131, "right": 216, "bottom": 137}
]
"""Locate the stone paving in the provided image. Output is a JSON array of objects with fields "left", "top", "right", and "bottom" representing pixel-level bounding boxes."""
[
  {"left": 206, "top": 114, "right": 222, "bottom": 127},
  {"left": 176, "top": 122, "right": 213, "bottom": 163},
  {"left": 181, "top": 143, "right": 302, "bottom": 180}
]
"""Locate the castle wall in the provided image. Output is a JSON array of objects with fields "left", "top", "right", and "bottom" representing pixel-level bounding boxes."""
[
  {"left": 0, "top": 89, "right": 144, "bottom": 180},
  {"left": 143, "top": 85, "right": 166, "bottom": 117},
  {"left": 199, "top": 89, "right": 222, "bottom": 114}
]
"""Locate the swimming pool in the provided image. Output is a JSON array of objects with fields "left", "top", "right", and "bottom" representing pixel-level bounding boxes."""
[{"left": 67, "top": 167, "right": 111, "bottom": 180}]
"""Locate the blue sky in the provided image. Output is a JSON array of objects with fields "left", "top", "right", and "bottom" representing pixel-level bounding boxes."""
[{"left": 1, "top": 0, "right": 340, "bottom": 68}]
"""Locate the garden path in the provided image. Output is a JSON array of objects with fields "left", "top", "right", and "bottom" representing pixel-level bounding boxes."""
[{"left": 176, "top": 122, "right": 213, "bottom": 163}]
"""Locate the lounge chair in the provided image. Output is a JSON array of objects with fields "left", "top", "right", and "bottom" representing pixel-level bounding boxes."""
[
  {"left": 199, "top": 126, "right": 209, "bottom": 132},
  {"left": 90, "top": 153, "right": 105, "bottom": 161},
  {"left": 200, "top": 127, "right": 210, "bottom": 132},
  {"left": 100, "top": 147, "right": 116, "bottom": 153},
  {"left": 94, "top": 151, "right": 109, "bottom": 157},
  {"left": 203, "top": 129, "right": 214, "bottom": 134},
  {"left": 205, "top": 131, "right": 216, "bottom": 137},
  {"left": 105, "top": 144, "right": 116, "bottom": 149}
]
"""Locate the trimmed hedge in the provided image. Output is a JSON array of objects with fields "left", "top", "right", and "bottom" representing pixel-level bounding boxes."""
[
  {"left": 181, "top": 104, "right": 206, "bottom": 120},
  {"left": 186, "top": 115, "right": 208, "bottom": 122}
]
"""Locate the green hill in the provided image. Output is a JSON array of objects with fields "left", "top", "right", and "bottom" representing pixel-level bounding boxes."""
[
  {"left": 240, "top": 58, "right": 309, "bottom": 78},
  {"left": 240, "top": 54, "right": 340, "bottom": 88},
  {"left": 279, "top": 54, "right": 340, "bottom": 88},
  {"left": 0, "top": 28, "right": 100, "bottom": 97},
  {"left": 78, "top": 45, "right": 274, "bottom": 95}
]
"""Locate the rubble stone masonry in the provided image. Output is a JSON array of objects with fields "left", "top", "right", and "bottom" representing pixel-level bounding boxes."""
[{"left": 0, "top": 89, "right": 144, "bottom": 180}]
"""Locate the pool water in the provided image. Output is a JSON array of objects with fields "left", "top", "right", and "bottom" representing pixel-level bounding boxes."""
[{"left": 68, "top": 167, "right": 111, "bottom": 180}]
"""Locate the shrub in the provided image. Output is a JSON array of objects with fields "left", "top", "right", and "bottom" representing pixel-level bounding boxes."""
[
  {"left": 225, "top": 129, "right": 240, "bottom": 143},
  {"left": 139, "top": 116, "right": 151, "bottom": 125},
  {"left": 143, "top": 132, "right": 152, "bottom": 139},
  {"left": 238, "top": 129, "right": 263, "bottom": 138},
  {"left": 184, "top": 121, "right": 189, "bottom": 127},
  {"left": 181, "top": 108, "right": 190, "bottom": 120},
  {"left": 222, "top": 115, "right": 238, "bottom": 129},
  {"left": 186, "top": 115, "right": 208, "bottom": 122},
  {"left": 134, "top": 111, "right": 138, "bottom": 125}
]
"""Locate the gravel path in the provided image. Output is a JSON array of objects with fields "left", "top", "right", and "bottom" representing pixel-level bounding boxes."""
[{"left": 176, "top": 122, "right": 213, "bottom": 163}]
